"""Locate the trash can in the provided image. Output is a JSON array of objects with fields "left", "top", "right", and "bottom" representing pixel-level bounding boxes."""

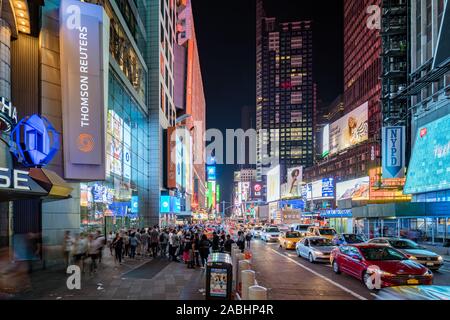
[{"left": 206, "top": 252, "right": 233, "bottom": 300}]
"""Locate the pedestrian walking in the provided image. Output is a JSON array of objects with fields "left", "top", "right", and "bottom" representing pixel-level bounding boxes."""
[
  {"left": 159, "top": 229, "right": 168, "bottom": 258},
  {"left": 107, "top": 231, "right": 114, "bottom": 256},
  {"left": 193, "top": 233, "right": 201, "bottom": 267},
  {"left": 237, "top": 231, "right": 245, "bottom": 252},
  {"left": 112, "top": 233, "right": 124, "bottom": 265},
  {"left": 150, "top": 227, "right": 159, "bottom": 258},
  {"left": 211, "top": 232, "right": 220, "bottom": 252},
  {"left": 62, "top": 231, "right": 73, "bottom": 268},
  {"left": 141, "top": 229, "right": 149, "bottom": 257},
  {"left": 129, "top": 232, "right": 140, "bottom": 259},
  {"left": 72, "top": 233, "right": 88, "bottom": 273},
  {"left": 245, "top": 231, "right": 252, "bottom": 249},
  {"left": 123, "top": 232, "right": 130, "bottom": 259},
  {"left": 199, "top": 234, "right": 211, "bottom": 268},
  {"left": 224, "top": 234, "right": 235, "bottom": 254}
]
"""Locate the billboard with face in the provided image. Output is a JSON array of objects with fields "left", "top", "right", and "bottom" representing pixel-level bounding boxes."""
[
  {"left": 329, "top": 102, "right": 368, "bottom": 155},
  {"left": 286, "top": 166, "right": 302, "bottom": 197}
]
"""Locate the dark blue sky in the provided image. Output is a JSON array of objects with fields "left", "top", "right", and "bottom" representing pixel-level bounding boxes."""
[{"left": 192, "top": 0, "right": 344, "bottom": 201}]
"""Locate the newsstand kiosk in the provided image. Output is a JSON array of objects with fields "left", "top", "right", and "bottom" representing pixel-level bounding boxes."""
[{"left": 205, "top": 253, "right": 233, "bottom": 300}]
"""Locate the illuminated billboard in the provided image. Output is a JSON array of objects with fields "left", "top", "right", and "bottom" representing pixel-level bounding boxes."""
[
  {"left": 207, "top": 166, "right": 216, "bottom": 181},
  {"left": 60, "top": 0, "right": 109, "bottom": 180},
  {"left": 286, "top": 166, "right": 302, "bottom": 197},
  {"left": 329, "top": 101, "right": 368, "bottom": 155},
  {"left": 308, "top": 178, "right": 334, "bottom": 200},
  {"left": 267, "top": 165, "right": 280, "bottom": 202},
  {"left": 322, "top": 124, "right": 330, "bottom": 158},
  {"left": 336, "top": 177, "right": 370, "bottom": 202},
  {"left": 405, "top": 113, "right": 450, "bottom": 194}
]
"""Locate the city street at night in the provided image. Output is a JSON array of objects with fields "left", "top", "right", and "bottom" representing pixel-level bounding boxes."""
[{"left": 1, "top": 0, "right": 450, "bottom": 311}]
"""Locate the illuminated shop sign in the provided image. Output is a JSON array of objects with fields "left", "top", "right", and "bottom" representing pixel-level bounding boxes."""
[
  {"left": 10, "top": 115, "right": 60, "bottom": 167},
  {"left": 405, "top": 113, "right": 450, "bottom": 194},
  {"left": 131, "top": 196, "right": 138, "bottom": 214},
  {"left": 161, "top": 196, "right": 170, "bottom": 213},
  {"left": 60, "top": 0, "right": 109, "bottom": 180},
  {"left": 320, "top": 209, "right": 352, "bottom": 218},
  {"left": 382, "top": 126, "right": 405, "bottom": 179},
  {"left": 0, "top": 97, "right": 18, "bottom": 132},
  {"left": 207, "top": 166, "right": 216, "bottom": 181}
]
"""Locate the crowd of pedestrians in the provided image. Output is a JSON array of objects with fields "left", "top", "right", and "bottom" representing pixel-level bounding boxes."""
[{"left": 62, "top": 223, "right": 253, "bottom": 273}]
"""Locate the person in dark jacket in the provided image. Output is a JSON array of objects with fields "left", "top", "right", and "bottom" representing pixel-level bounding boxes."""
[
  {"left": 199, "top": 234, "right": 211, "bottom": 268},
  {"left": 211, "top": 232, "right": 220, "bottom": 252},
  {"left": 224, "top": 235, "right": 235, "bottom": 254},
  {"left": 112, "top": 233, "right": 124, "bottom": 265}
]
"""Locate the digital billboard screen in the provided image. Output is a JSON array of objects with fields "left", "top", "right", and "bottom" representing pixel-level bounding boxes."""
[
  {"left": 266, "top": 165, "right": 280, "bottom": 202},
  {"left": 336, "top": 177, "right": 370, "bottom": 201},
  {"left": 329, "top": 101, "right": 368, "bottom": 155},
  {"left": 207, "top": 166, "right": 216, "bottom": 181},
  {"left": 405, "top": 113, "right": 450, "bottom": 194}
]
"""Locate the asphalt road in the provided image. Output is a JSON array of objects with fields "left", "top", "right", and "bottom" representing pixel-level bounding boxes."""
[{"left": 248, "top": 238, "right": 450, "bottom": 300}]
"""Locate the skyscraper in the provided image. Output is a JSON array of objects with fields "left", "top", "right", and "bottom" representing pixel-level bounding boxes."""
[{"left": 256, "top": 0, "right": 315, "bottom": 181}]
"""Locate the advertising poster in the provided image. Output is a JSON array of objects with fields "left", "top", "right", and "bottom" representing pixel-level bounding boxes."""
[
  {"left": 405, "top": 114, "right": 450, "bottom": 194},
  {"left": 207, "top": 166, "right": 216, "bottom": 181},
  {"left": 287, "top": 166, "right": 302, "bottom": 197},
  {"left": 251, "top": 181, "right": 263, "bottom": 200},
  {"left": 123, "top": 122, "right": 132, "bottom": 180},
  {"left": 210, "top": 268, "right": 227, "bottom": 297},
  {"left": 322, "top": 124, "right": 330, "bottom": 157},
  {"left": 336, "top": 177, "right": 370, "bottom": 201},
  {"left": 329, "top": 101, "right": 368, "bottom": 155},
  {"left": 240, "top": 182, "right": 251, "bottom": 202},
  {"left": 267, "top": 165, "right": 280, "bottom": 202}
]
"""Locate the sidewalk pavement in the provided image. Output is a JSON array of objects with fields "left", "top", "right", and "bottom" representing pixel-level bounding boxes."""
[{"left": 4, "top": 251, "right": 206, "bottom": 300}]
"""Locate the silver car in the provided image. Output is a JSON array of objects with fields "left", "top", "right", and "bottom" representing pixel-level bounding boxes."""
[
  {"left": 296, "top": 236, "right": 336, "bottom": 263},
  {"left": 251, "top": 226, "right": 263, "bottom": 238},
  {"left": 368, "top": 237, "right": 444, "bottom": 271},
  {"left": 261, "top": 226, "right": 280, "bottom": 242}
]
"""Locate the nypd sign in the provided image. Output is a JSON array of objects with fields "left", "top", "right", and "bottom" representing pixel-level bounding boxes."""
[{"left": 382, "top": 126, "right": 405, "bottom": 179}]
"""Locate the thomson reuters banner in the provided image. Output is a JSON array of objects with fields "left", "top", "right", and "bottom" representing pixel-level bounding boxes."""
[{"left": 60, "top": 0, "right": 109, "bottom": 180}]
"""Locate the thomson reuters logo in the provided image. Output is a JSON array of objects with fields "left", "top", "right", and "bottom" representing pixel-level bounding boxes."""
[{"left": 77, "top": 133, "right": 94, "bottom": 153}]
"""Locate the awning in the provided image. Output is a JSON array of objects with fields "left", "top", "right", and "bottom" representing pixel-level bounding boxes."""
[
  {"left": 29, "top": 168, "right": 73, "bottom": 200},
  {"left": 352, "top": 202, "right": 450, "bottom": 219}
]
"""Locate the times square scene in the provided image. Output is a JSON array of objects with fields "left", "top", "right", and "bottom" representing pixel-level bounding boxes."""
[{"left": 0, "top": 0, "right": 450, "bottom": 306}]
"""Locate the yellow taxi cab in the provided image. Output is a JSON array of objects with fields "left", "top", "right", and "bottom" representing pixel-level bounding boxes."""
[
  {"left": 278, "top": 231, "right": 303, "bottom": 250},
  {"left": 306, "top": 226, "right": 337, "bottom": 240}
]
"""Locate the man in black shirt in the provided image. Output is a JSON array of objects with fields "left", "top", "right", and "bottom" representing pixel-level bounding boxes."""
[{"left": 224, "top": 235, "right": 235, "bottom": 254}]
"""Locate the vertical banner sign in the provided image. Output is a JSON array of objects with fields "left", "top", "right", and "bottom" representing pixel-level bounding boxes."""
[
  {"left": 167, "top": 126, "right": 177, "bottom": 189},
  {"left": 60, "top": 0, "right": 109, "bottom": 180},
  {"left": 382, "top": 126, "right": 406, "bottom": 179}
]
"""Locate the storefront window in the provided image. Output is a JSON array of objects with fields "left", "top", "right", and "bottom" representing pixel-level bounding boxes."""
[
  {"left": 80, "top": 71, "right": 150, "bottom": 233},
  {"left": 382, "top": 219, "right": 398, "bottom": 238}
]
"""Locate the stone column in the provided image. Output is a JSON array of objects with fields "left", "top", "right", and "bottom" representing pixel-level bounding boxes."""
[
  {"left": 0, "top": 18, "right": 11, "bottom": 251},
  {"left": 0, "top": 18, "right": 11, "bottom": 100}
]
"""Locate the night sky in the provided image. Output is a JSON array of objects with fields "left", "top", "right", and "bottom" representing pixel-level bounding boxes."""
[{"left": 192, "top": 0, "right": 344, "bottom": 203}]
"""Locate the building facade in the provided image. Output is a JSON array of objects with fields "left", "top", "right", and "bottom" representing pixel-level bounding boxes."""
[{"left": 256, "top": 0, "right": 315, "bottom": 182}]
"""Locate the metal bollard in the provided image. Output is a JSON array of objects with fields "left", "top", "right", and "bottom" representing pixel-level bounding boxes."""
[
  {"left": 241, "top": 270, "right": 256, "bottom": 300},
  {"left": 248, "top": 285, "right": 268, "bottom": 300},
  {"left": 238, "top": 260, "right": 251, "bottom": 296}
]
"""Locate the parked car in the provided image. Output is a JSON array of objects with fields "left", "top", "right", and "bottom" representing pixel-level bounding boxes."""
[
  {"left": 295, "top": 236, "right": 335, "bottom": 263},
  {"left": 330, "top": 244, "right": 433, "bottom": 290},
  {"left": 332, "top": 233, "right": 366, "bottom": 246},
  {"left": 367, "top": 237, "right": 444, "bottom": 271},
  {"left": 251, "top": 226, "right": 263, "bottom": 238},
  {"left": 260, "top": 226, "right": 280, "bottom": 242},
  {"left": 290, "top": 224, "right": 313, "bottom": 237},
  {"left": 306, "top": 226, "right": 337, "bottom": 240},
  {"left": 279, "top": 231, "right": 302, "bottom": 250},
  {"left": 375, "top": 285, "right": 450, "bottom": 300}
]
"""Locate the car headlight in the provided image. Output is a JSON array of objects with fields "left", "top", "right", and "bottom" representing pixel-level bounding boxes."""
[
  {"left": 379, "top": 270, "right": 395, "bottom": 277},
  {"left": 423, "top": 269, "right": 433, "bottom": 276},
  {"left": 408, "top": 255, "right": 418, "bottom": 260},
  {"left": 314, "top": 250, "right": 323, "bottom": 256},
  {"left": 437, "top": 256, "right": 443, "bottom": 262}
]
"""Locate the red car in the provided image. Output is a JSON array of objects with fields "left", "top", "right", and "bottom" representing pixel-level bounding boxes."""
[{"left": 330, "top": 244, "right": 433, "bottom": 290}]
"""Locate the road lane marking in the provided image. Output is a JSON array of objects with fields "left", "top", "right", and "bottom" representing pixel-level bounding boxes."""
[{"left": 268, "top": 247, "right": 367, "bottom": 300}]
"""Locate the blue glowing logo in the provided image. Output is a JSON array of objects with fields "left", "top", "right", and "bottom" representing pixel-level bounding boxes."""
[{"left": 9, "top": 114, "right": 60, "bottom": 167}]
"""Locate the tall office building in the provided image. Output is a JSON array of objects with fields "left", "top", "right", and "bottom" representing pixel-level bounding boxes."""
[
  {"left": 145, "top": 0, "right": 178, "bottom": 225},
  {"left": 256, "top": 0, "right": 315, "bottom": 181},
  {"left": 304, "top": 0, "right": 382, "bottom": 183}
]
